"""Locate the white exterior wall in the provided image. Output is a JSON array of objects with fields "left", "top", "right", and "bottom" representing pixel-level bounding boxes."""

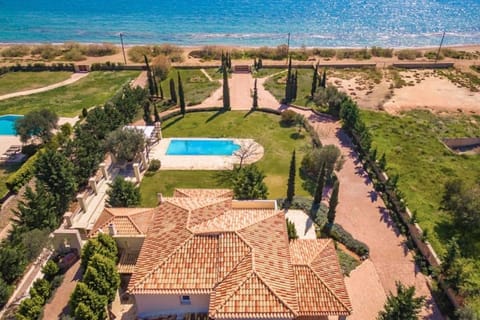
[{"left": 135, "top": 294, "right": 209, "bottom": 319}]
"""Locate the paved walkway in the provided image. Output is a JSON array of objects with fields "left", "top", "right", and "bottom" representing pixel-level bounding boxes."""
[
  {"left": 0, "top": 73, "right": 89, "bottom": 101},
  {"left": 284, "top": 209, "right": 316, "bottom": 239},
  {"left": 42, "top": 261, "right": 82, "bottom": 319},
  {"left": 289, "top": 108, "right": 442, "bottom": 319}
]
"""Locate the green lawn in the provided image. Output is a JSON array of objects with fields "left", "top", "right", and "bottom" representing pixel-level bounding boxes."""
[
  {"left": 264, "top": 69, "right": 317, "bottom": 107},
  {"left": 0, "top": 71, "right": 72, "bottom": 96},
  {"left": 140, "top": 111, "right": 312, "bottom": 206},
  {"left": 159, "top": 68, "right": 220, "bottom": 106},
  {"left": 252, "top": 68, "right": 286, "bottom": 79},
  {"left": 202, "top": 67, "right": 224, "bottom": 81},
  {"left": 361, "top": 109, "right": 480, "bottom": 256},
  {"left": 0, "top": 71, "right": 139, "bottom": 117}
]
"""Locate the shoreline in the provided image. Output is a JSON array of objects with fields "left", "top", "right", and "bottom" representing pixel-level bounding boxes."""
[{"left": 1, "top": 42, "right": 480, "bottom": 51}]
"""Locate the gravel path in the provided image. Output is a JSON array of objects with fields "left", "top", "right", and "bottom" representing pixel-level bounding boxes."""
[
  {"left": 0, "top": 73, "right": 89, "bottom": 101},
  {"left": 289, "top": 108, "right": 443, "bottom": 320}
]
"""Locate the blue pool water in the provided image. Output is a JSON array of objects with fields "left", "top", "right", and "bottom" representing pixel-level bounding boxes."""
[
  {"left": 167, "top": 139, "right": 240, "bottom": 156},
  {"left": 0, "top": 115, "right": 22, "bottom": 136},
  {"left": 0, "top": 0, "right": 479, "bottom": 47}
]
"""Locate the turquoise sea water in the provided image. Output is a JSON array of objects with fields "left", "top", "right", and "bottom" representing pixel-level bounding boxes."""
[
  {"left": 0, "top": 0, "right": 479, "bottom": 47},
  {"left": 0, "top": 115, "right": 22, "bottom": 136},
  {"left": 167, "top": 139, "right": 240, "bottom": 156}
]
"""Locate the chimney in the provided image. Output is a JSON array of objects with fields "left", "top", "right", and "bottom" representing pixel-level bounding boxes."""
[
  {"left": 157, "top": 193, "right": 164, "bottom": 205},
  {"left": 108, "top": 223, "right": 117, "bottom": 236},
  {"left": 64, "top": 212, "right": 73, "bottom": 228}
]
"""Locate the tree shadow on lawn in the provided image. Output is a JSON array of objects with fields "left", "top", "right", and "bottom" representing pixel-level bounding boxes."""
[
  {"left": 162, "top": 115, "right": 184, "bottom": 130},
  {"left": 205, "top": 110, "right": 226, "bottom": 123}
]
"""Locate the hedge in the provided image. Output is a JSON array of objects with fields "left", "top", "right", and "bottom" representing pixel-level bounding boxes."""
[{"left": 5, "top": 151, "right": 42, "bottom": 192}]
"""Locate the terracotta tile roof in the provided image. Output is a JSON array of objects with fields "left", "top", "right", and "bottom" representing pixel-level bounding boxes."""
[
  {"left": 88, "top": 208, "right": 156, "bottom": 237},
  {"left": 290, "top": 239, "right": 352, "bottom": 316},
  {"left": 118, "top": 251, "right": 140, "bottom": 274},
  {"left": 174, "top": 188, "right": 233, "bottom": 198},
  {"left": 123, "top": 189, "right": 351, "bottom": 319}
]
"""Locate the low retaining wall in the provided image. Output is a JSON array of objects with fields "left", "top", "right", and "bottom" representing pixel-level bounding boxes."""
[
  {"left": 262, "top": 63, "right": 376, "bottom": 69},
  {"left": 392, "top": 62, "right": 454, "bottom": 69}
]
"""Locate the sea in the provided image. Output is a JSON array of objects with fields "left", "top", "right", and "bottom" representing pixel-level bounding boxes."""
[{"left": 0, "top": 0, "right": 479, "bottom": 48}]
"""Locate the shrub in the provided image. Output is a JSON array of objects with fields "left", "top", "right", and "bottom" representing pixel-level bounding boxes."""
[
  {"left": 280, "top": 110, "right": 298, "bottom": 126},
  {"left": 106, "top": 176, "right": 141, "bottom": 208},
  {"left": 312, "top": 48, "right": 336, "bottom": 58},
  {"left": 81, "top": 233, "right": 118, "bottom": 269},
  {"left": 30, "top": 278, "right": 52, "bottom": 303},
  {"left": 16, "top": 295, "right": 43, "bottom": 319},
  {"left": 396, "top": 49, "right": 422, "bottom": 60},
  {"left": 329, "top": 223, "right": 369, "bottom": 257},
  {"left": 336, "top": 48, "right": 371, "bottom": 60},
  {"left": 62, "top": 48, "right": 86, "bottom": 61},
  {"left": 424, "top": 51, "right": 442, "bottom": 60},
  {"left": 128, "top": 46, "right": 152, "bottom": 63},
  {"left": 371, "top": 46, "right": 393, "bottom": 58},
  {"left": 84, "top": 43, "right": 118, "bottom": 57},
  {"left": 151, "top": 55, "right": 171, "bottom": 81},
  {"left": 31, "top": 44, "right": 62, "bottom": 60},
  {"left": 1, "top": 45, "right": 30, "bottom": 57},
  {"left": 0, "top": 277, "right": 13, "bottom": 308},
  {"left": 42, "top": 260, "right": 60, "bottom": 281},
  {"left": 6, "top": 151, "right": 40, "bottom": 192},
  {"left": 148, "top": 159, "right": 161, "bottom": 171},
  {"left": 300, "top": 144, "right": 343, "bottom": 181}
]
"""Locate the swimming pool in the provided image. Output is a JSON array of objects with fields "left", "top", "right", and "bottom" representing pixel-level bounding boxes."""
[
  {"left": 166, "top": 139, "right": 240, "bottom": 156},
  {"left": 0, "top": 115, "right": 22, "bottom": 135}
]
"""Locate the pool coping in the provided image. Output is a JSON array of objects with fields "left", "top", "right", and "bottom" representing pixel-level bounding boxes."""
[{"left": 149, "top": 138, "right": 264, "bottom": 170}]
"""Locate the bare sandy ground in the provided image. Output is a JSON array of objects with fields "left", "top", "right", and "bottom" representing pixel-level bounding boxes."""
[{"left": 383, "top": 73, "right": 480, "bottom": 114}]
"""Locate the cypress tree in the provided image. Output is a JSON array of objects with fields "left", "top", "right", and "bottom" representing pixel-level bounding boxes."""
[
  {"left": 286, "top": 150, "right": 296, "bottom": 203},
  {"left": 321, "top": 68, "right": 327, "bottom": 88},
  {"left": 152, "top": 72, "right": 159, "bottom": 97},
  {"left": 285, "top": 56, "right": 292, "bottom": 103},
  {"left": 222, "top": 67, "right": 230, "bottom": 110},
  {"left": 227, "top": 52, "right": 232, "bottom": 69},
  {"left": 158, "top": 77, "right": 164, "bottom": 99},
  {"left": 258, "top": 58, "right": 263, "bottom": 69},
  {"left": 327, "top": 180, "right": 340, "bottom": 227},
  {"left": 313, "top": 162, "right": 326, "bottom": 205},
  {"left": 143, "top": 101, "right": 152, "bottom": 125},
  {"left": 169, "top": 78, "right": 177, "bottom": 104},
  {"left": 178, "top": 72, "right": 186, "bottom": 115},
  {"left": 252, "top": 78, "right": 258, "bottom": 109},
  {"left": 293, "top": 70, "right": 298, "bottom": 101},
  {"left": 221, "top": 51, "right": 225, "bottom": 70},
  {"left": 144, "top": 55, "right": 155, "bottom": 96},
  {"left": 153, "top": 104, "right": 161, "bottom": 123},
  {"left": 311, "top": 63, "right": 319, "bottom": 97},
  {"left": 254, "top": 58, "right": 258, "bottom": 70}
]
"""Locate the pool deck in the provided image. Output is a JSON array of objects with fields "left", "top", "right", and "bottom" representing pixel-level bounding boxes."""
[{"left": 150, "top": 138, "right": 264, "bottom": 170}]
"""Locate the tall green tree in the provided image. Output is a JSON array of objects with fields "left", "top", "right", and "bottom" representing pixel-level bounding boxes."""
[
  {"left": 0, "top": 277, "right": 13, "bottom": 308},
  {"left": 142, "top": 101, "right": 152, "bottom": 125},
  {"left": 0, "top": 245, "right": 27, "bottom": 283},
  {"left": 178, "top": 72, "right": 186, "bottom": 115},
  {"left": 15, "top": 109, "right": 58, "bottom": 144},
  {"left": 286, "top": 150, "right": 296, "bottom": 203},
  {"left": 252, "top": 79, "right": 258, "bottom": 109},
  {"left": 223, "top": 67, "right": 230, "bottom": 110},
  {"left": 12, "top": 181, "right": 58, "bottom": 231},
  {"left": 83, "top": 254, "right": 120, "bottom": 303},
  {"left": 292, "top": 70, "right": 298, "bottom": 101},
  {"left": 320, "top": 68, "right": 327, "bottom": 88},
  {"left": 74, "top": 302, "right": 98, "bottom": 320},
  {"left": 327, "top": 180, "right": 339, "bottom": 227},
  {"left": 313, "top": 162, "right": 326, "bottom": 205},
  {"left": 377, "top": 282, "right": 425, "bottom": 320},
  {"left": 169, "top": 78, "right": 177, "bottom": 104},
  {"left": 35, "top": 149, "right": 77, "bottom": 214},
  {"left": 311, "top": 63, "right": 319, "bottom": 97},
  {"left": 104, "top": 127, "right": 146, "bottom": 163},
  {"left": 153, "top": 104, "right": 161, "bottom": 122},
  {"left": 107, "top": 176, "right": 141, "bottom": 208},
  {"left": 284, "top": 56, "right": 292, "bottom": 103},
  {"left": 286, "top": 219, "right": 298, "bottom": 240},
  {"left": 144, "top": 55, "right": 155, "bottom": 96},
  {"left": 232, "top": 165, "right": 268, "bottom": 200},
  {"left": 69, "top": 282, "right": 107, "bottom": 320},
  {"left": 80, "top": 233, "right": 118, "bottom": 269},
  {"left": 156, "top": 72, "right": 164, "bottom": 99}
]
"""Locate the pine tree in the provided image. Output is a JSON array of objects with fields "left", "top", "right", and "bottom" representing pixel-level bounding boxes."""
[
  {"left": 178, "top": 72, "right": 186, "bottom": 115},
  {"left": 252, "top": 79, "right": 258, "bottom": 109},
  {"left": 286, "top": 150, "right": 296, "bottom": 203},
  {"left": 153, "top": 104, "right": 161, "bottom": 122},
  {"left": 327, "top": 180, "right": 339, "bottom": 226},
  {"left": 378, "top": 282, "right": 425, "bottom": 320},
  {"left": 169, "top": 78, "right": 177, "bottom": 104},
  {"left": 311, "top": 63, "right": 319, "bottom": 97},
  {"left": 144, "top": 55, "right": 155, "bottom": 96},
  {"left": 223, "top": 67, "right": 230, "bottom": 110},
  {"left": 313, "top": 162, "right": 326, "bottom": 205}
]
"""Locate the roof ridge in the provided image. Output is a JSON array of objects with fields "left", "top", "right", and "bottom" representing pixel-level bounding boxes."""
[
  {"left": 252, "top": 271, "right": 297, "bottom": 317},
  {"left": 309, "top": 238, "right": 332, "bottom": 264},
  {"left": 131, "top": 234, "right": 194, "bottom": 292},
  {"left": 90, "top": 211, "right": 115, "bottom": 236},
  {"left": 210, "top": 253, "right": 254, "bottom": 316},
  {"left": 307, "top": 252, "right": 352, "bottom": 313},
  {"left": 126, "top": 215, "right": 143, "bottom": 235},
  {"left": 235, "top": 209, "right": 282, "bottom": 232}
]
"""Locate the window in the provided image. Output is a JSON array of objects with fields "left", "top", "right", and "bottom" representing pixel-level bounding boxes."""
[{"left": 180, "top": 295, "right": 191, "bottom": 305}]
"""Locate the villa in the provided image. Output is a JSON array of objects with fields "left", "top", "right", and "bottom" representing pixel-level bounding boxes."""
[{"left": 89, "top": 188, "right": 352, "bottom": 320}]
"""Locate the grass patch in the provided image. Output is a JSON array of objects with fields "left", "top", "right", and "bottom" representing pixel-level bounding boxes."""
[
  {"left": 0, "top": 71, "right": 139, "bottom": 117},
  {"left": 253, "top": 68, "right": 286, "bottom": 79},
  {"left": 0, "top": 163, "right": 21, "bottom": 200},
  {"left": 337, "top": 249, "right": 360, "bottom": 276},
  {"left": 264, "top": 69, "right": 316, "bottom": 107},
  {"left": 140, "top": 111, "right": 311, "bottom": 205},
  {"left": 436, "top": 69, "right": 480, "bottom": 92},
  {"left": 202, "top": 68, "right": 223, "bottom": 81},
  {"left": 159, "top": 68, "right": 220, "bottom": 106},
  {"left": 361, "top": 109, "right": 480, "bottom": 256},
  {"left": 0, "top": 72, "right": 72, "bottom": 96}
]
